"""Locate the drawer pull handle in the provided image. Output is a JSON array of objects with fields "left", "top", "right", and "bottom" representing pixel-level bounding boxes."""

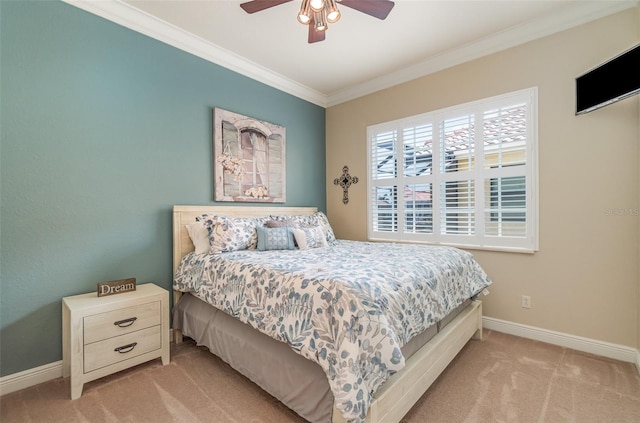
[
  {"left": 114, "top": 317, "right": 137, "bottom": 327},
  {"left": 114, "top": 342, "right": 137, "bottom": 354}
]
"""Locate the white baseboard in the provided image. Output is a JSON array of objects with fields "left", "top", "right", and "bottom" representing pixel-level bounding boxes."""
[
  {"left": 483, "top": 316, "right": 639, "bottom": 367},
  {"left": 0, "top": 360, "right": 63, "bottom": 397},
  {"left": 1, "top": 324, "right": 638, "bottom": 396},
  {"left": 0, "top": 329, "right": 175, "bottom": 397}
]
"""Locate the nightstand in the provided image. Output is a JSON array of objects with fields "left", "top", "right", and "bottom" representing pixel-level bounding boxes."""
[{"left": 62, "top": 283, "right": 170, "bottom": 399}]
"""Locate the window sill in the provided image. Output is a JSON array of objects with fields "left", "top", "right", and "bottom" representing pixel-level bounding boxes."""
[{"left": 367, "top": 237, "right": 537, "bottom": 254}]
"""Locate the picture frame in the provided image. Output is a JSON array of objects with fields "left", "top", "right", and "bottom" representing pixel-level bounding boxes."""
[{"left": 213, "top": 108, "right": 286, "bottom": 203}]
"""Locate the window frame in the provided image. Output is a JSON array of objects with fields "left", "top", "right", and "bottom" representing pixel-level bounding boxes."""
[{"left": 367, "top": 87, "right": 538, "bottom": 253}]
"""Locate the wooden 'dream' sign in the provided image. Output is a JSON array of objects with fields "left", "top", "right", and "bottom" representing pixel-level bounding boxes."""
[{"left": 97, "top": 278, "right": 137, "bottom": 297}]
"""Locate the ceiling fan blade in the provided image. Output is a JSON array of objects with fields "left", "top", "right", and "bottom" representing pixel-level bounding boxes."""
[
  {"left": 240, "top": 0, "right": 293, "bottom": 14},
  {"left": 339, "top": 0, "right": 395, "bottom": 20},
  {"left": 308, "top": 22, "right": 326, "bottom": 43}
]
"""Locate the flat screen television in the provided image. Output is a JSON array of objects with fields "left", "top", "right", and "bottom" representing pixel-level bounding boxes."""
[{"left": 576, "top": 43, "right": 640, "bottom": 115}]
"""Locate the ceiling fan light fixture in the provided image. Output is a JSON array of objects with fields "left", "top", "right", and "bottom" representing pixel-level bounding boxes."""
[
  {"left": 310, "top": 0, "right": 325, "bottom": 12},
  {"left": 314, "top": 9, "right": 328, "bottom": 31},
  {"left": 297, "top": 0, "right": 311, "bottom": 24},
  {"left": 240, "top": 0, "right": 395, "bottom": 44},
  {"left": 325, "top": 0, "right": 341, "bottom": 23}
]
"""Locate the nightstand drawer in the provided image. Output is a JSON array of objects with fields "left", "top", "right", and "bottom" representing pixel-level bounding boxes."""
[
  {"left": 83, "top": 325, "right": 161, "bottom": 373},
  {"left": 83, "top": 301, "right": 160, "bottom": 344}
]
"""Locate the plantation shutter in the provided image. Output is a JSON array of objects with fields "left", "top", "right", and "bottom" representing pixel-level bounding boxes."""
[{"left": 367, "top": 88, "right": 537, "bottom": 252}]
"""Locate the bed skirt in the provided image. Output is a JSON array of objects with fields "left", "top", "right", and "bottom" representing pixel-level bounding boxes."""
[{"left": 173, "top": 293, "right": 469, "bottom": 423}]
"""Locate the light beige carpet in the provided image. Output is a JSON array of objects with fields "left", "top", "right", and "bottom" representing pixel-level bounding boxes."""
[{"left": 1, "top": 330, "right": 639, "bottom": 422}]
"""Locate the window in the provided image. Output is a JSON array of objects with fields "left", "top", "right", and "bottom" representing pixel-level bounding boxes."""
[
  {"left": 367, "top": 88, "right": 538, "bottom": 252},
  {"left": 490, "top": 174, "right": 525, "bottom": 223}
]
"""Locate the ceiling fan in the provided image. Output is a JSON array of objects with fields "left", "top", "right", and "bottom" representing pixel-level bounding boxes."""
[{"left": 240, "top": 0, "right": 395, "bottom": 44}]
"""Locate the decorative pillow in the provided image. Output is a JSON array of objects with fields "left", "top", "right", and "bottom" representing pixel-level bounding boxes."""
[
  {"left": 292, "top": 226, "right": 328, "bottom": 249},
  {"left": 265, "top": 219, "right": 293, "bottom": 228},
  {"left": 313, "top": 211, "right": 337, "bottom": 243},
  {"left": 256, "top": 226, "right": 295, "bottom": 251},
  {"left": 195, "top": 213, "right": 218, "bottom": 239},
  {"left": 196, "top": 214, "right": 266, "bottom": 253},
  {"left": 270, "top": 212, "right": 336, "bottom": 244},
  {"left": 185, "top": 221, "right": 211, "bottom": 255}
]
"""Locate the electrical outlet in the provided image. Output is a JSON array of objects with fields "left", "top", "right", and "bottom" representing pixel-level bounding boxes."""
[{"left": 521, "top": 295, "right": 532, "bottom": 309}]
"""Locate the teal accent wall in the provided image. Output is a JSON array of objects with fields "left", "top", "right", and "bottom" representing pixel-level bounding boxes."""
[{"left": 0, "top": 1, "right": 326, "bottom": 376}]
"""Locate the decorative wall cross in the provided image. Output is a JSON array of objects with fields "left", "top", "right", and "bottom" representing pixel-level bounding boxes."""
[{"left": 334, "top": 165, "right": 359, "bottom": 204}]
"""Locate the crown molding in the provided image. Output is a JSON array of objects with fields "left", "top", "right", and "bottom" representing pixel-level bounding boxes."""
[
  {"left": 326, "top": 0, "right": 639, "bottom": 106},
  {"left": 63, "top": 0, "right": 637, "bottom": 109},
  {"left": 62, "top": 0, "right": 329, "bottom": 107}
]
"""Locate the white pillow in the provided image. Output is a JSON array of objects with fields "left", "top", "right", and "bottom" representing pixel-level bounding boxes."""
[
  {"left": 185, "top": 221, "right": 211, "bottom": 255},
  {"left": 292, "top": 226, "right": 328, "bottom": 249}
]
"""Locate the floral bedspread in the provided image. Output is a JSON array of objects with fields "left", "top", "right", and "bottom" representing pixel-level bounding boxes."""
[{"left": 174, "top": 240, "right": 491, "bottom": 422}]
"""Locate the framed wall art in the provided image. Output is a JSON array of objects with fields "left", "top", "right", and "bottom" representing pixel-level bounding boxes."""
[{"left": 213, "top": 108, "right": 286, "bottom": 203}]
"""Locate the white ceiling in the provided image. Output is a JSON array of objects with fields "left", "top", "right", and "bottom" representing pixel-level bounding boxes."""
[{"left": 66, "top": 0, "right": 637, "bottom": 107}]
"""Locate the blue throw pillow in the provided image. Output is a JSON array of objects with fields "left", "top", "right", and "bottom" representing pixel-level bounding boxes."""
[{"left": 256, "top": 226, "right": 296, "bottom": 251}]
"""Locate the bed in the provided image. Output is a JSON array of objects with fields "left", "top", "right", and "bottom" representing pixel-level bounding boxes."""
[{"left": 172, "top": 205, "right": 491, "bottom": 423}]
